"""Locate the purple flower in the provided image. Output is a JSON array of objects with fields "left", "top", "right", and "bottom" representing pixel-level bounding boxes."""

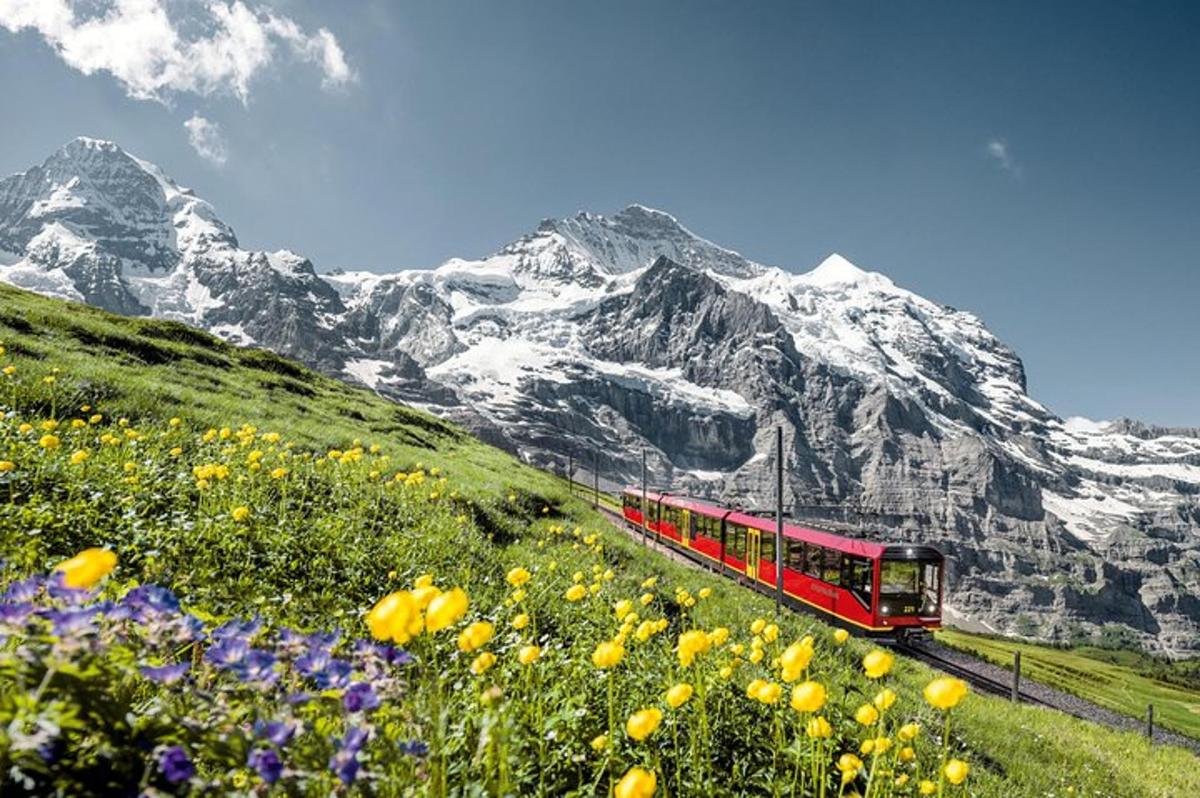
[
  {"left": 157, "top": 745, "right": 194, "bottom": 784},
  {"left": 212, "top": 616, "right": 262, "bottom": 642},
  {"left": 297, "top": 649, "right": 353, "bottom": 689},
  {"left": 354, "top": 639, "right": 414, "bottom": 666},
  {"left": 237, "top": 649, "right": 279, "bottom": 686},
  {"left": 205, "top": 635, "right": 249, "bottom": 668},
  {"left": 3, "top": 576, "right": 43, "bottom": 602},
  {"left": 0, "top": 601, "right": 35, "bottom": 627},
  {"left": 341, "top": 726, "right": 370, "bottom": 752},
  {"left": 44, "top": 607, "right": 99, "bottom": 636},
  {"left": 329, "top": 748, "right": 360, "bottom": 786},
  {"left": 47, "top": 572, "right": 94, "bottom": 603},
  {"left": 123, "top": 585, "right": 180, "bottom": 621},
  {"left": 140, "top": 662, "right": 189, "bottom": 685},
  {"left": 254, "top": 719, "right": 298, "bottom": 747},
  {"left": 294, "top": 648, "right": 330, "bottom": 675},
  {"left": 248, "top": 747, "right": 283, "bottom": 784},
  {"left": 343, "top": 681, "right": 380, "bottom": 713},
  {"left": 399, "top": 739, "right": 429, "bottom": 758}
]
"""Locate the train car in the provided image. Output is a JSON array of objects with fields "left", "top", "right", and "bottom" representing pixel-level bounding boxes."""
[{"left": 619, "top": 487, "right": 943, "bottom": 638}]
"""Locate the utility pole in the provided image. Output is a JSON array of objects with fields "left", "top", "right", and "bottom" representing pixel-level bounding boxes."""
[
  {"left": 567, "top": 451, "right": 573, "bottom": 495},
  {"left": 641, "top": 447, "right": 648, "bottom": 546},
  {"left": 1147, "top": 704, "right": 1155, "bottom": 741},
  {"left": 593, "top": 447, "right": 600, "bottom": 508},
  {"left": 1011, "top": 651, "right": 1021, "bottom": 702},
  {"left": 774, "top": 425, "right": 784, "bottom": 613}
]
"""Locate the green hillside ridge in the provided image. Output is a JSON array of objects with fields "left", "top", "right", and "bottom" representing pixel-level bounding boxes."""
[
  {"left": 0, "top": 282, "right": 1196, "bottom": 796},
  {"left": 938, "top": 629, "right": 1200, "bottom": 741}
]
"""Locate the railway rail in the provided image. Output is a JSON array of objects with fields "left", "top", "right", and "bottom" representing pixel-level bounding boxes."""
[{"left": 591, "top": 501, "right": 1200, "bottom": 755}]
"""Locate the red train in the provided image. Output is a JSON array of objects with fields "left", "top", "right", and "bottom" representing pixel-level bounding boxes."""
[{"left": 620, "top": 488, "right": 943, "bottom": 637}]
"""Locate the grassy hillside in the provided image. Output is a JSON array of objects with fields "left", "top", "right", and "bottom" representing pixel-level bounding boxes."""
[
  {"left": 0, "top": 282, "right": 1196, "bottom": 797},
  {"left": 938, "top": 629, "right": 1200, "bottom": 740}
]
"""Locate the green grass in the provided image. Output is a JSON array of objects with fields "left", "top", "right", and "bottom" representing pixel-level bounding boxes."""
[
  {"left": 938, "top": 628, "right": 1200, "bottom": 741},
  {"left": 1, "top": 282, "right": 1198, "bottom": 796}
]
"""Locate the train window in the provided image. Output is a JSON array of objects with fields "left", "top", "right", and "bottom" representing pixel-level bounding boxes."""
[
  {"left": 881, "top": 561, "right": 920, "bottom": 595},
  {"left": 843, "top": 556, "right": 872, "bottom": 607},
  {"left": 761, "top": 531, "right": 775, "bottom": 563},
  {"left": 921, "top": 562, "right": 941, "bottom": 615},
  {"left": 804, "top": 544, "right": 821, "bottom": 578},
  {"left": 729, "top": 525, "right": 747, "bottom": 559},
  {"left": 822, "top": 549, "right": 841, "bottom": 585},
  {"left": 785, "top": 539, "right": 805, "bottom": 570}
]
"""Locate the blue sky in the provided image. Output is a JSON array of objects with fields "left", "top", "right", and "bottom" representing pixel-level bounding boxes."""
[{"left": 1, "top": 1, "right": 1197, "bottom": 425}]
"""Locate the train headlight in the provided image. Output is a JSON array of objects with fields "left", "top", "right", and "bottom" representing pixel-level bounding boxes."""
[{"left": 880, "top": 604, "right": 890, "bottom": 616}]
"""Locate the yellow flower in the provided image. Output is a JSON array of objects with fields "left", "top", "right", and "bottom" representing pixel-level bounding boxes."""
[
  {"left": 862, "top": 649, "right": 894, "bottom": 679},
  {"left": 762, "top": 623, "right": 780, "bottom": 643},
  {"left": 698, "top": 587, "right": 712, "bottom": 599},
  {"left": 872, "top": 736, "right": 892, "bottom": 754},
  {"left": 708, "top": 626, "right": 730, "bottom": 646},
  {"left": 625, "top": 707, "right": 663, "bottom": 741},
  {"left": 269, "top": 467, "right": 288, "bottom": 479},
  {"left": 89, "top": 414, "right": 103, "bottom": 424},
  {"left": 511, "top": 612, "right": 530, "bottom": 630},
  {"left": 592, "top": 639, "right": 625, "bottom": 669},
  {"left": 470, "top": 651, "right": 496, "bottom": 675},
  {"left": 54, "top": 548, "right": 117, "bottom": 589},
  {"left": 806, "top": 716, "right": 833, "bottom": 738},
  {"left": 69, "top": 450, "right": 90, "bottom": 465},
  {"left": 640, "top": 576, "right": 658, "bottom": 589},
  {"left": 412, "top": 584, "right": 441, "bottom": 609},
  {"left": 565, "top": 584, "right": 588, "bottom": 602},
  {"left": 231, "top": 506, "right": 251, "bottom": 523},
  {"left": 873, "top": 687, "right": 897, "bottom": 711},
  {"left": 169, "top": 417, "right": 182, "bottom": 427},
  {"left": 924, "top": 676, "right": 969, "bottom": 711},
  {"left": 38, "top": 434, "right": 61, "bottom": 450},
  {"left": 639, "top": 592, "right": 654, "bottom": 606},
  {"left": 919, "top": 780, "right": 937, "bottom": 795},
  {"left": 780, "top": 640, "right": 814, "bottom": 682},
  {"left": 590, "top": 734, "right": 608, "bottom": 753},
  {"left": 615, "top": 766, "right": 657, "bottom": 798},
  {"left": 0, "top": 461, "right": 14, "bottom": 472},
  {"left": 832, "top": 628, "right": 850, "bottom": 645},
  {"left": 366, "top": 591, "right": 423, "bottom": 643},
  {"left": 719, "top": 665, "right": 733, "bottom": 680},
  {"left": 750, "top": 618, "right": 766, "bottom": 635},
  {"left": 860, "top": 739, "right": 875, "bottom": 755},
  {"left": 854, "top": 703, "right": 880, "bottom": 726},
  {"left": 414, "top": 573, "right": 435, "bottom": 589},
  {"left": 789, "top": 681, "right": 827, "bottom": 713},
  {"left": 666, "top": 683, "right": 693, "bottom": 708},
  {"left": 898, "top": 722, "right": 920, "bottom": 741},
  {"left": 1, "top": 366, "right": 13, "bottom": 376},
  {"left": 944, "top": 759, "right": 970, "bottom": 786},
  {"left": 614, "top": 599, "right": 634, "bottom": 620},
  {"left": 170, "top": 447, "right": 183, "bottom": 457},
  {"left": 457, "top": 621, "right": 495, "bottom": 652},
  {"left": 506, "top": 567, "right": 531, "bottom": 587},
  {"left": 837, "top": 754, "right": 863, "bottom": 774},
  {"left": 899, "top": 746, "right": 915, "bottom": 762},
  {"left": 518, "top": 645, "right": 541, "bottom": 665},
  {"left": 748, "top": 648, "right": 765, "bottom": 664},
  {"left": 677, "top": 629, "right": 711, "bottom": 667},
  {"left": 426, "top": 587, "right": 469, "bottom": 632},
  {"left": 753, "top": 681, "right": 782, "bottom": 704}
]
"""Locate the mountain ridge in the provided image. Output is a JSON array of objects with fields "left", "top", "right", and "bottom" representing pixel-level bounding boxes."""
[{"left": 3, "top": 137, "right": 1198, "bottom": 653}]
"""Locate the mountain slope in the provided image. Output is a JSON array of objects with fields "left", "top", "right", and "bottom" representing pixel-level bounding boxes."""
[{"left": 2, "top": 138, "right": 1198, "bottom": 653}]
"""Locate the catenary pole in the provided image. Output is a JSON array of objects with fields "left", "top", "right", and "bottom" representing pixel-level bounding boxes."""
[
  {"left": 641, "top": 447, "right": 648, "bottom": 545},
  {"left": 775, "top": 425, "right": 784, "bottom": 613}
]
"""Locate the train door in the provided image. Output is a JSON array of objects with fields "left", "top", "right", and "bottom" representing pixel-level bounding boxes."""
[
  {"left": 746, "top": 529, "right": 761, "bottom": 579},
  {"left": 681, "top": 510, "right": 691, "bottom": 547}
]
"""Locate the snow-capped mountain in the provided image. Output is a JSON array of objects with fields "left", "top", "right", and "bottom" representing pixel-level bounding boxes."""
[{"left": 3, "top": 138, "right": 1199, "bottom": 653}]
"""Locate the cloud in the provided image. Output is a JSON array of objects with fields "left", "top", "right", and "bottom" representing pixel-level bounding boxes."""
[
  {"left": 0, "top": 0, "right": 356, "bottom": 103},
  {"left": 985, "top": 138, "right": 1021, "bottom": 177},
  {"left": 184, "top": 113, "right": 228, "bottom": 165}
]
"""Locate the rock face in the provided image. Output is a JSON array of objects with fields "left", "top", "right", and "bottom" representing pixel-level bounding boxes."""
[{"left": 3, "top": 138, "right": 1199, "bottom": 654}]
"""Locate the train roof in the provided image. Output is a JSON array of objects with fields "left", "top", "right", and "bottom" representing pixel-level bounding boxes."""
[{"left": 623, "top": 487, "right": 942, "bottom": 560}]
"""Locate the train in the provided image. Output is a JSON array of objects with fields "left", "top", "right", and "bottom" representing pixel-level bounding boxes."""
[{"left": 620, "top": 488, "right": 944, "bottom": 638}]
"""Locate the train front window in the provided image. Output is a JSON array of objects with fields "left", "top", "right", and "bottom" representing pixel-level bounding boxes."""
[{"left": 880, "top": 558, "right": 942, "bottom": 616}]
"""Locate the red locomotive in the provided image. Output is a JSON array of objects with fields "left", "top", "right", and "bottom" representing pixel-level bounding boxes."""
[{"left": 621, "top": 488, "right": 943, "bottom": 637}]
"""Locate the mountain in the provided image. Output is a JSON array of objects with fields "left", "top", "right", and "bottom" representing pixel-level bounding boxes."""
[{"left": 3, "top": 138, "right": 1198, "bottom": 653}]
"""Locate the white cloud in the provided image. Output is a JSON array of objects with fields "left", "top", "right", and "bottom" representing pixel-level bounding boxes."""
[
  {"left": 985, "top": 138, "right": 1021, "bottom": 177},
  {"left": 184, "top": 113, "right": 228, "bottom": 165},
  {"left": 0, "top": 0, "right": 356, "bottom": 103}
]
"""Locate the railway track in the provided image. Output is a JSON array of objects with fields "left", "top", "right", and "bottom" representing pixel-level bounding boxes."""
[{"left": 591, "top": 501, "right": 1200, "bottom": 755}]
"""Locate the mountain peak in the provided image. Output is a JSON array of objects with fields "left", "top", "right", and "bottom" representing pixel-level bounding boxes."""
[{"left": 800, "top": 253, "right": 897, "bottom": 292}]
